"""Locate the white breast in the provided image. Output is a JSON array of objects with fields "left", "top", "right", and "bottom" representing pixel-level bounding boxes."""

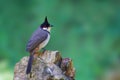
[{"left": 39, "top": 34, "right": 50, "bottom": 49}]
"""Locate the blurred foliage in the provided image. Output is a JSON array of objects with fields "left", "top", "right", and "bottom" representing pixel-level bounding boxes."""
[{"left": 0, "top": 0, "right": 120, "bottom": 80}]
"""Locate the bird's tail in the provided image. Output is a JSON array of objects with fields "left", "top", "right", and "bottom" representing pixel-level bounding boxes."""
[{"left": 26, "top": 54, "right": 34, "bottom": 74}]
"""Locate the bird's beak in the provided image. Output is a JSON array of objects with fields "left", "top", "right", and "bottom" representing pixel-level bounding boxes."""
[{"left": 50, "top": 24, "right": 53, "bottom": 27}]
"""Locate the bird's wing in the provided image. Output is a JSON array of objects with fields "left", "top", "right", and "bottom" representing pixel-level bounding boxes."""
[{"left": 26, "top": 28, "right": 48, "bottom": 52}]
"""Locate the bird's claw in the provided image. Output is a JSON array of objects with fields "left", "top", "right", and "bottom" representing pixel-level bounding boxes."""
[{"left": 42, "top": 48, "right": 46, "bottom": 53}]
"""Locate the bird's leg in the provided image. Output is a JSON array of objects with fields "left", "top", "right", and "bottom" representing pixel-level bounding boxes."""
[{"left": 42, "top": 48, "right": 46, "bottom": 53}]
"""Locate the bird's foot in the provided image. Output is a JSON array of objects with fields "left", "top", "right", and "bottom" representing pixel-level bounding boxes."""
[
  {"left": 34, "top": 52, "right": 39, "bottom": 58},
  {"left": 42, "top": 48, "right": 46, "bottom": 53}
]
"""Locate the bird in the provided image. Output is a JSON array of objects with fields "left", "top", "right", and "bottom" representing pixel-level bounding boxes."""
[{"left": 26, "top": 17, "right": 53, "bottom": 74}]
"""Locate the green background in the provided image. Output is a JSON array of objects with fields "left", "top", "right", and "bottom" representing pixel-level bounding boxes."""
[{"left": 0, "top": 0, "right": 120, "bottom": 80}]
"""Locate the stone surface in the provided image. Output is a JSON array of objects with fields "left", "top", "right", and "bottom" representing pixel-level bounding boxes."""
[{"left": 14, "top": 50, "right": 75, "bottom": 80}]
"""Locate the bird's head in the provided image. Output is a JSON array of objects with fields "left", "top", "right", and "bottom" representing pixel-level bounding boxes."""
[{"left": 40, "top": 17, "right": 53, "bottom": 32}]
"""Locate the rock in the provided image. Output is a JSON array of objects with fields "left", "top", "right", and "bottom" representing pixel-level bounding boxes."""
[{"left": 14, "top": 50, "right": 75, "bottom": 80}]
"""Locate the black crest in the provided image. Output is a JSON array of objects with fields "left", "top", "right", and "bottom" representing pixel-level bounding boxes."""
[{"left": 41, "top": 16, "right": 50, "bottom": 28}]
